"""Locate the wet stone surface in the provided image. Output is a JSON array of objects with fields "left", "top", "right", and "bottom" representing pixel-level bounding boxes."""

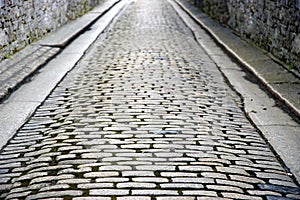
[{"left": 0, "top": 0, "right": 300, "bottom": 199}]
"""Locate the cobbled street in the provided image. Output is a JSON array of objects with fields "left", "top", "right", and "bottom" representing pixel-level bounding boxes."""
[{"left": 1, "top": 0, "right": 300, "bottom": 199}]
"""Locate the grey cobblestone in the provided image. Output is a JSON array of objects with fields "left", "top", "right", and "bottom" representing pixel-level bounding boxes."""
[
  {"left": 0, "top": 0, "right": 299, "bottom": 198},
  {"left": 157, "top": 197, "right": 195, "bottom": 200},
  {"left": 116, "top": 182, "right": 157, "bottom": 188},
  {"left": 216, "top": 179, "right": 254, "bottom": 189},
  {"left": 182, "top": 190, "right": 218, "bottom": 196},
  {"left": 206, "top": 185, "right": 243, "bottom": 193},
  {"left": 117, "top": 197, "right": 151, "bottom": 200},
  {"left": 30, "top": 174, "right": 75, "bottom": 185},
  {"left": 160, "top": 183, "right": 204, "bottom": 189},
  {"left": 90, "top": 189, "right": 129, "bottom": 195},
  {"left": 39, "top": 184, "right": 70, "bottom": 191},
  {"left": 12, "top": 172, "right": 48, "bottom": 183},
  {"left": 77, "top": 183, "right": 114, "bottom": 189},
  {"left": 132, "top": 177, "right": 169, "bottom": 183},
  {"left": 122, "top": 171, "right": 155, "bottom": 177},
  {"left": 57, "top": 178, "right": 91, "bottom": 185},
  {"left": 24, "top": 190, "right": 83, "bottom": 199},
  {"left": 84, "top": 171, "right": 119, "bottom": 178},
  {"left": 172, "top": 177, "right": 215, "bottom": 184},
  {"left": 95, "top": 178, "right": 129, "bottom": 183},
  {"left": 131, "top": 190, "right": 179, "bottom": 195},
  {"left": 74, "top": 198, "right": 110, "bottom": 200}
]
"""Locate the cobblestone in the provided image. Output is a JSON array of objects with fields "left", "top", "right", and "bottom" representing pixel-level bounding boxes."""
[
  {"left": 77, "top": 183, "right": 114, "bottom": 189},
  {"left": 117, "top": 197, "right": 151, "bottom": 200},
  {"left": 216, "top": 179, "right": 254, "bottom": 189},
  {"left": 116, "top": 182, "right": 157, "bottom": 188},
  {"left": 131, "top": 190, "right": 179, "bottom": 195},
  {"left": 122, "top": 171, "right": 155, "bottom": 177},
  {"left": 160, "top": 183, "right": 204, "bottom": 189},
  {"left": 0, "top": 0, "right": 299, "bottom": 198},
  {"left": 24, "top": 190, "right": 83, "bottom": 199},
  {"left": 90, "top": 189, "right": 130, "bottom": 196},
  {"left": 182, "top": 190, "right": 218, "bottom": 196},
  {"left": 84, "top": 171, "right": 119, "bottom": 178},
  {"left": 222, "top": 192, "right": 263, "bottom": 200}
]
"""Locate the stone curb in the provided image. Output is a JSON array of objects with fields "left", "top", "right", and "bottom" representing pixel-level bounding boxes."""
[
  {"left": 174, "top": 0, "right": 300, "bottom": 121},
  {"left": 0, "top": 46, "right": 61, "bottom": 102},
  {"left": 0, "top": 0, "right": 121, "bottom": 102}
]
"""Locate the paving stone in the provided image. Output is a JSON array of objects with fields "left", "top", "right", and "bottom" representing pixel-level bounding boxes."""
[
  {"left": 117, "top": 197, "right": 151, "bottom": 200},
  {"left": 84, "top": 171, "right": 119, "bottom": 178},
  {"left": 247, "top": 190, "right": 282, "bottom": 196},
  {"left": 58, "top": 159, "right": 98, "bottom": 165},
  {"left": 135, "top": 165, "right": 176, "bottom": 171},
  {"left": 0, "top": 162, "right": 21, "bottom": 169},
  {"left": 57, "top": 167, "right": 92, "bottom": 175},
  {"left": 132, "top": 177, "right": 169, "bottom": 183},
  {"left": 117, "top": 161, "right": 152, "bottom": 165},
  {"left": 179, "top": 166, "right": 213, "bottom": 172},
  {"left": 269, "top": 180, "right": 298, "bottom": 188},
  {"left": 182, "top": 190, "right": 218, "bottom": 196},
  {"left": 196, "top": 198, "right": 229, "bottom": 200},
  {"left": 74, "top": 198, "right": 110, "bottom": 200},
  {"left": 286, "top": 194, "right": 300, "bottom": 199},
  {"left": 160, "top": 172, "right": 198, "bottom": 177},
  {"left": 39, "top": 184, "right": 70, "bottom": 191},
  {"left": 77, "top": 183, "right": 114, "bottom": 189},
  {"left": 116, "top": 182, "right": 157, "bottom": 188},
  {"left": 99, "top": 165, "right": 132, "bottom": 171},
  {"left": 216, "top": 166, "right": 250, "bottom": 176},
  {"left": 172, "top": 177, "right": 215, "bottom": 184},
  {"left": 56, "top": 154, "right": 76, "bottom": 161},
  {"left": 95, "top": 178, "right": 129, "bottom": 183},
  {"left": 12, "top": 172, "right": 48, "bottom": 183},
  {"left": 25, "top": 190, "right": 83, "bottom": 199},
  {"left": 89, "top": 189, "right": 130, "bottom": 196},
  {"left": 30, "top": 174, "right": 75, "bottom": 185},
  {"left": 222, "top": 192, "right": 263, "bottom": 200},
  {"left": 216, "top": 179, "right": 254, "bottom": 189},
  {"left": 201, "top": 172, "right": 227, "bottom": 179},
  {"left": 160, "top": 183, "right": 204, "bottom": 189},
  {"left": 57, "top": 178, "right": 91, "bottom": 184},
  {"left": 131, "top": 190, "right": 179, "bottom": 195},
  {"left": 258, "top": 184, "right": 300, "bottom": 194},
  {"left": 5, "top": 191, "right": 32, "bottom": 199},
  {"left": 266, "top": 197, "right": 295, "bottom": 200},
  {"left": 122, "top": 171, "right": 155, "bottom": 177},
  {"left": 206, "top": 185, "right": 243, "bottom": 193},
  {"left": 229, "top": 175, "right": 265, "bottom": 184},
  {"left": 255, "top": 172, "right": 293, "bottom": 181}
]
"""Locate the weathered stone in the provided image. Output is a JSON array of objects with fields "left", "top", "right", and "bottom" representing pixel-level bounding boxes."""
[
  {"left": 0, "top": 0, "right": 299, "bottom": 199},
  {"left": 191, "top": 0, "right": 300, "bottom": 71},
  {"left": 0, "top": 0, "right": 106, "bottom": 61}
]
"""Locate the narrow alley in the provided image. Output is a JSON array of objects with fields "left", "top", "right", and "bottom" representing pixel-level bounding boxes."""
[{"left": 0, "top": 0, "right": 299, "bottom": 199}]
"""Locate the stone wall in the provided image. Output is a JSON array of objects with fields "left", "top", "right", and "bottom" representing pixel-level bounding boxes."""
[
  {"left": 0, "top": 0, "right": 106, "bottom": 61},
  {"left": 190, "top": 0, "right": 300, "bottom": 72}
]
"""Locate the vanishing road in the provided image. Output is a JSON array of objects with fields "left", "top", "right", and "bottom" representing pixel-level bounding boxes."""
[{"left": 1, "top": 0, "right": 299, "bottom": 199}]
